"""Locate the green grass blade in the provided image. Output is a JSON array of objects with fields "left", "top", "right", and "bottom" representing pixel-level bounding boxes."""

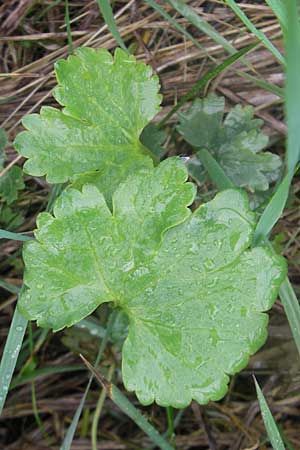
[
  {"left": 0, "top": 229, "right": 33, "bottom": 241},
  {"left": 81, "top": 356, "right": 174, "bottom": 450},
  {"left": 0, "top": 278, "right": 20, "bottom": 294},
  {"left": 235, "top": 70, "right": 284, "bottom": 98},
  {"left": 11, "top": 365, "right": 84, "bottom": 389},
  {"left": 224, "top": 0, "right": 285, "bottom": 65},
  {"left": 264, "top": 0, "right": 287, "bottom": 29},
  {"left": 0, "top": 305, "right": 27, "bottom": 415},
  {"left": 147, "top": 0, "right": 281, "bottom": 97},
  {"left": 278, "top": 277, "right": 300, "bottom": 355},
  {"left": 254, "top": 378, "right": 285, "bottom": 450},
  {"left": 166, "top": 0, "right": 236, "bottom": 54},
  {"left": 145, "top": 0, "right": 205, "bottom": 52},
  {"left": 60, "top": 310, "right": 117, "bottom": 450},
  {"left": 96, "top": 0, "right": 128, "bottom": 53},
  {"left": 65, "top": 0, "right": 74, "bottom": 54},
  {"left": 251, "top": 2, "right": 300, "bottom": 358},
  {"left": 197, "top": 149, "right": 234, "bottom": 191},
  {"left": 0, "top": 184, "right": 64, "bottom": 415},
  {"left": 108, "top": 386, "right": 174, "bottom": 450},
  {"left": 159, "top": 42, "right": 256, "bottom": 127},
  {"left": 253, "top": 0, "right": 300, "bottom": 240},
  {"left": 253, "top": 174, "right": 290, "bottom": 245},
  {"left": 285, "top": 1, "right": 300, "bottom": 175}
]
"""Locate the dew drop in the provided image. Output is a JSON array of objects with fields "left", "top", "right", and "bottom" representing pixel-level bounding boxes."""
[
  {"left": 189, "top": 242, "right": 199, "bottom": 255},
  {"left": 204, "top": 258, "right": 214, "bottom": 271},
  {"left": 122, "top": 260, "right": 134, "bottom": 272},
  {"left": 90, "top": 328, "right": 99, "bottom": 336}
]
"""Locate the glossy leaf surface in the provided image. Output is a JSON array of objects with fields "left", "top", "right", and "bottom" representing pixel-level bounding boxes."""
[
  {"left": 14, "top": 47, "right": 161, "bottom": 193},
  {"left": 178, "top": 94, "right": 282, "bottom": 192},
  {"left": 19, "top": 158, "right": 286, "bottom": 407}
]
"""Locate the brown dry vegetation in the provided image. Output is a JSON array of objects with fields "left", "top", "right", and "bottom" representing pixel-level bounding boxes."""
[{"left": 0, "top": 1, "right": 299, "bottom": 449}]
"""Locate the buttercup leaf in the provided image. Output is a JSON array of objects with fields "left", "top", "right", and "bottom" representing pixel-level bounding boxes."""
[
  {"left": 178, "top": 94, "right": 282, "bottom": 192},
  {"left": 14, "top": 47, "right": 161, "bottom": 199},
  {"left": 19, "top": 158, "right": 286, "bottom": 407}
]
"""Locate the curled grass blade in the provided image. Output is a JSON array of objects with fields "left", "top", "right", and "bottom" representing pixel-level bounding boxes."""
[
  {"left": 96, "top": 0, "right": 128, "bottom": 53},
  {"left": 254, "top": 378, "right": 285, "bottom": 450},
  {"left": 81, "top": 355, "right": 175, "bottom": 450},
  {"left": 224, "top": 0, "right": 285, "bottom": 65},
  {"left": 159, "top": 42, "right": 257, "bottom": 127}
]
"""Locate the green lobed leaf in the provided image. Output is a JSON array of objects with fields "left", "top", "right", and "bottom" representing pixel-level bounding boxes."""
[
  {"left": 0, "top": 166, "right": 25, "bottom": 205},
  {"left": 140, "top": 123, "right": 167, "bottom": 159},
  {"left": 19, "top": 158, "right": 286, "bottom": 407},
  {"left": 14, "top": 47, "right": 162, "bottom": 202},
  {"left": 177, "top": 94, "right": 282, "bottom": 192}
]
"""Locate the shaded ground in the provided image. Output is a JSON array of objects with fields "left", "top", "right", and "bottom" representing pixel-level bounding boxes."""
[{"left": 0, "top": 1, "right": 299, "bottom": 449}]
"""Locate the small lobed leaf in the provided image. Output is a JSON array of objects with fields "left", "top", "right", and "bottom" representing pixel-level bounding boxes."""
[
  {"left": 177, "top": 95, "right": 224, "bottom": 149},
  {"left": 140, "top": 123, "right": 167, "bottom": 159},
  {"left": 177, "top": 94, "right": 282, "bottom": 192},
  {"left": 14, "top": 47, "right": 162, "bottom": 201},
  {"left": 19, "top": 158, "right": 286, "bottom": 407}
]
